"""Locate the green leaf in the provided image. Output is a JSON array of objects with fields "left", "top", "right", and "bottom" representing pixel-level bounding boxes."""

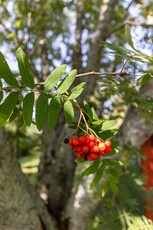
[
  {"left": 69, "top": 82, "right": 86, "bottom": 99},
  {"left": 83, "top": 100, "right": 93, "bottom": 119},
  {"left": 99, "top": 129, "right": 118, "bottom": 139},
  {"left": 82, "top": 158, "right": 100, "bottom": 176},
  {"left": 57, "top": 69, "right": 77, "bottom": 94},
  {"left": 9, "top": 107, "right": 19, "bottom": 122},
  {"left": 0, "top": 92, "right": 19, "bottom": 127},
  {"left": 125, "top": 24, "right": 135, "bottom": 50},
  {"left": 44, "top": 64, "right": 67, "bottom": 91},
  {"left": 48, "top": 96, "right": 61, "bottom": 130},
  {"left": 0, "top": 91, "right": 3, "bottom": 102},
  {"left": 91, "top": 107, "right": 99, "bottom": 120},
  {"left": 101, "top": 120, "right": 117, "bottom": 130},
  {"left": 75, "top": 158, "right": 86, "bottom": 163},
  {"left": 90, "top": 162, "right": 106, "bottom": 189},
  {"left": 64, "top": 100, "right": 74, "bottom": 124},
  {"left": 135, "top": 74, "right": 153, "bottom": 86},
  {"left": 0, "top": 52, "right": 19, "bottom": 87},
  {"left": 23, "top": 92, "right": 34, "bottom": 126},
  {"left": 16, "top": 47, "right": 35, "bottom": 89},
  {"left": 36, "top": 94, "right": 48, "bottom": 131},
  {"left": 105, "top": 42, "right": 135, "bottom": 55}
]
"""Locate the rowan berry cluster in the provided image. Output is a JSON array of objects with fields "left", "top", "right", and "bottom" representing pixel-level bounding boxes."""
[{"left": 67, "top": 134, "right": 112, "bottom": 161}]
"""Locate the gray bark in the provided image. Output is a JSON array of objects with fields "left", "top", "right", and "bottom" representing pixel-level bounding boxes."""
[{"left": 0, "top": 128, "right": 42, "bottom": 230}]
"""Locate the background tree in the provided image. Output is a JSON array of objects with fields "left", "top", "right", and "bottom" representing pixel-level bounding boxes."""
[{"left": 0, "top": 0, "right": 153, "bottom": 230}]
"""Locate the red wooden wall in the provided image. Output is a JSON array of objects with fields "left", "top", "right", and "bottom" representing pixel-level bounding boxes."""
[{"left": 141, "top": 136, "right": 153, "bottom": 220}]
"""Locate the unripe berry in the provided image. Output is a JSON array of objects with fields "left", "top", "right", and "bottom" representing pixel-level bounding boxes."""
[
  {"left": 105, "top": 140, "right": 111, "bottom": 147},
  {"left": 93, "top": 145, "right": 99, "bottom": 153},
  {"left": 99, "top": 142, "right": 106, "bottom": 151},
  {"left": 88, "top": 134, "right": 95, "bottom": 141}
]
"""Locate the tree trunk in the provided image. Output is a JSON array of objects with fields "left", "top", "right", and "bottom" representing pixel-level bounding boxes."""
[
  {"left": 37, "top": 0, "right": 119, "bottom": 229},
  {"left": 0, "top": 128, "right": 42, "bottom": 230}
]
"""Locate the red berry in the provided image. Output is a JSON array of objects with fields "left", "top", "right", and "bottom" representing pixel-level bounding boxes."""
[
  {"left": 82, "top": 145, "right": 89, "bottom": 153},
  {"left": 99, "top": 149, "right": 105, "bottom": 156},
  {"left": 88, "top": 141, "right": 95, "bottom": 148},
  {"left": 69, "top": 138, "right": 73, "bottom": 146},
  {"left": 84, "top": 136, "right": 90, "bottom": 144},
  {"left": 78, "top": 136, "right": 85, "bottom": 144},
  {"left": 73, "top": 138, "right": 79, "bottom": 146},
  {"left": 77, "top": 152, "right": 84, "bottom": 158}
]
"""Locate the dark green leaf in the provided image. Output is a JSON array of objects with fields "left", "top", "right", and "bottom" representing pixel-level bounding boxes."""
[
  {"left": 0, "top": 52, "right": 19, "bottom": 87},
  {"left": 69, "top": 82, "right": 86, "bottom": 100},
  {"left": 101, "top": 120, "right": 117, "bottom": 130},
  {"left": 125, "top": 24, "right": 135, "bottom": 50},
  {"left": 83, "top": 100, "right": 93, "bottom": 119},
  {"left": 82, "top": 158, "right": 100, "bottom": 176},
  {"left": 135, "top": 74, "right": 153, "bottom": 86},
  {"left": 57, "top": 69, "right": 77, "bottom": 94},
  {"left": 48, "top": 96, "right": 61, "bottom": 130},
  {"left": 0, "top": 92, "right": 19, "bottom": 127},
  {"left": 44, "top": 64, "right": 67, "bottom": 91},
  {"left": 9, "top": 107, "right": 19, "bottom": 122},
  {"left": 105, "top": 42, "right": 135, "bottom": 55},
  {"left": 64, "top": 100, "right": 74, "bottom": 124},
  {"left": 16, "top": 47, "right": 35, "bottom": 89},
  {"left": 99, "top": 129, "right": 118, "bottom": 139},
  {"left": 0, "top": 91, "right": 3, "bottom": 102},
  {"left": 91, "top": 107, "right": 99, "bottom": 120},
  {"left": 36, "top": 94, "right": 48, "bottom": 131},
  {"left": 75, "top": 158, "right": 86, "bottom": 163},
  {"left": 90, "top": 162, "right": 106, "bottom": 189},
  {"left": 23, "top": 92, "right": 34, "bottom": 126}
]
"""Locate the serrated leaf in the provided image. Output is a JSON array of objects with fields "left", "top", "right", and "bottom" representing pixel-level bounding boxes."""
[
  {"left": 64, "top": 100, "right": 74, "bottom": 124},
  {"left": 69, "top": 82, "right": 86, "bottom": 99},
  {"left": 125, "top": 24, "right": 135, "bottom": 50},
  {"left": 0, "top": 52, "right": 19, "bottom": 87},
  {"left": 48, "top": 96, "right": 61, "bottom": 130},
  {"left": 44, "top": 64, "right": 67, "bottom": 91},
  {"left": 90, "top": 162, "right": 106, "bottom": 189},
  {"left": 36, "top": 94, "right": 48, "bottom": 131},
  {"left": 23, "top": 92, "right": 34, "bottom": 126},
  {"left": 16, "top": 47, "right": 35, "bottom": 89},
  {"left": 0, "top": 92, "right": 19, "bottom": 127},
  {"left": 57, "top": 69, "right": 77, "bottom": 94},
  {"left": 82, "top": 158, "right": 100, "bottom": 176},
  {"left": 101, "top": 120, "right": 117, "bottom": 130}
]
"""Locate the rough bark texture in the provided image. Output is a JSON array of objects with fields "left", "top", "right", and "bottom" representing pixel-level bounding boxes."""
[{"left": 0, "top": 128, "right": 42, "bottom": 230}]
